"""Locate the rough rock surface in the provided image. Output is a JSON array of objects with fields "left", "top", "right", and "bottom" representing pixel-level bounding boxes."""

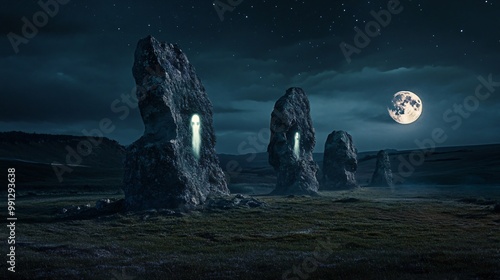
[
  {"left": 369, "top": 150, "right": 394, "bottom": 187},
  {"left": 267, "top": 87, "right": 319, "bottom": 195},
  {"left": 322, "top": 131, "right": 358, "bottom": 190},
  {"left": 123, "top": 36, "right": 228, "bottom": 211}
]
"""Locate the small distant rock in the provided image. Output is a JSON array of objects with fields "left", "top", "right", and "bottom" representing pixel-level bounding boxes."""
[
  {"left": 95, "top": 199, "right": 111, "bottom": 210},
  {"left": 158, "top": 209, "right": 176, "bottom": 215},
  {"left": 60, "top": 198, "right": 124, "bottom": 219},
  {"left": 59, "top": 204, "right": 89, "bottom": 215},
  {"left": 333, "top": 197, "right": 360, "bottom": 203},
  {"left": 97, "top": 199, "right": 124, "bottom": 213},
  {"left": 204, "top": 195, "right": 266, "bottom": 210}
]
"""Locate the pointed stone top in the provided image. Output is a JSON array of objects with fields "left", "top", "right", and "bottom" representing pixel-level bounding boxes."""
[
  {"left": 286, "top": 87, "right": 306, "bottom": 95},
  {"left": 133, "top": 35, "right": 195, "bottom": 86},
  {"left": 326, "top": 131, "right": 355, "bottom": 150}
]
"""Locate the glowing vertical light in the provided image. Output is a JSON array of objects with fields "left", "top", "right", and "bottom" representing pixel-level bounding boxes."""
[
  {"left": 191, "top": 114, "right": 201, "bottom": 159},
  {"left": 294, "top": 132, "right": 300, "bottom": 159}
]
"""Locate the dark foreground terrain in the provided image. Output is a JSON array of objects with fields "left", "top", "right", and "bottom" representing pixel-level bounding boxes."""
[
  {"left": 1, "top": 133, "right": 499, "bottom": 279},
  {"left": 4, "top": 186, "right": 500, "bottom": 280}
]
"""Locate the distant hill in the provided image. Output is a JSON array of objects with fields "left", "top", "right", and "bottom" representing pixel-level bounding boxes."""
[
  {"left": 355, "top": 144, "right": 500, "bottom": 186},
  {"left": 218, "top": 145, "right": 500, "bottom": 187},
  {"left": 0, "top": 131, "right": 125, "bottom": 191},
  {"left": 0, "top": 131, "right": 498, "bottom": 192},
  {"left": 0, "top": 131, "right": 125, "bottom": 167}
]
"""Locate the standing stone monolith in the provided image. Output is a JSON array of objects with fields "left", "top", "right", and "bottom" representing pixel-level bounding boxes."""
[
  {"left": 369, "top": 150, "right": 393, "bottom": 187},
  {"left": 267, "top": 87, "right": 319, "bottom": 195},
  {"left": 123, "top": 36, "right": 228, "bottom": 211},
  {"left": 322, "top": 131, "right": 358, "bottom": 190}
]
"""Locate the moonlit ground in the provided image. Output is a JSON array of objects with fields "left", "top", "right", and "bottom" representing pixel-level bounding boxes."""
[{"left": 14, "top": 186, "right": 500, "bottom": 279}]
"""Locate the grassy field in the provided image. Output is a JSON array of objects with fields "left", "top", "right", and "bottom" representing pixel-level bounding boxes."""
[{"left": 4, "top": 186, "right": 500, "bottom": 280}]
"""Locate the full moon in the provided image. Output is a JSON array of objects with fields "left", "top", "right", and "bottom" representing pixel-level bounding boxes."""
[{"left": 387, "top": 91, "right": 423, "bottom": 124}]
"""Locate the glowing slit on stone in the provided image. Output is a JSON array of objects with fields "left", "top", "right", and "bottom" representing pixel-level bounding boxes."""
[
  {"left": 294, "top": 132, "right": 300, "bottom": 159},
  {"left": 191, "top": 114, "right": 201, "bottom": 159}
]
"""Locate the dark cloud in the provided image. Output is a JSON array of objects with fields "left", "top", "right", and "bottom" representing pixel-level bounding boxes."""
[
  {"left": 0, "top": 0, "right": 499, "bottom": 153},
  {"left": 212, "top": 106, "right": 251, "bottom": 114}
]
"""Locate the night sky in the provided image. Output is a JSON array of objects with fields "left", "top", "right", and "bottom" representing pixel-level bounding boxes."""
[{"left": 1, "top": 0, "right": 499, "bottom": 154}]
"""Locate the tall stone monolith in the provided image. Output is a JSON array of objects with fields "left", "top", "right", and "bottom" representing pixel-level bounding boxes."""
[
  {"left": 267, "top": 87, "right": 319, "bottom": 195},
  {"left": 123, "top": 36, "right": 228, "bottom": 211}
]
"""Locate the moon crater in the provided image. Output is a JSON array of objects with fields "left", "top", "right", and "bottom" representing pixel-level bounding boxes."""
[{"left": 388, "top": 91, "right": 422, "bottom": 124}]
